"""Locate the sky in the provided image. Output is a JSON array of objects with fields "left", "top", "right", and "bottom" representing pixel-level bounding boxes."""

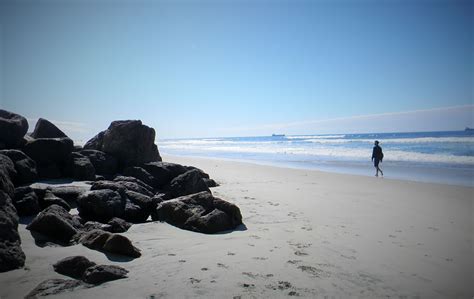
[{"left": 0, "top": 0, "right": 473, "bottom": 140}]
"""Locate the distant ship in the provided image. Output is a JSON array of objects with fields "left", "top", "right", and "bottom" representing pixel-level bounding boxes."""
[
  {"left": 465, "top": 127, "right": 474, "bottom": 132},
  {"left": 271, "top": 134, "right": 285, "bottom": 137}
]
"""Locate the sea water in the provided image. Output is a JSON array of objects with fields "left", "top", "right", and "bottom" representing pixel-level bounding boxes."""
[{"left": 159, "top": 131, "right": 474, "bottom": 186}]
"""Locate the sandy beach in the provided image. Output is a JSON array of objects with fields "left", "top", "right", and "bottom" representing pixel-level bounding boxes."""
[{"left": 0, "top": 155, "right": 472, "bottom": 298}]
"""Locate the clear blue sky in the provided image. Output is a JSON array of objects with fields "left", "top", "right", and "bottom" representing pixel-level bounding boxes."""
[{"left": 1, "top": 0, "right": 472, "bottom": 140}]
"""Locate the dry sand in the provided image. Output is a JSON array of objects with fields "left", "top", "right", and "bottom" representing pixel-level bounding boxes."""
[{"left": 1, "top": 155, "right": 473, "bottom": 298}]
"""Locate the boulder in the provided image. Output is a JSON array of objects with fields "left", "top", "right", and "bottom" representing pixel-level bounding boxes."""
[
  {"left": 123, "top": 166, "right": 155, "bottom": 188},
  {"left": 25, "top": 279, "right": 90, "bottom": 298},
  {"left": 0, "top": 154, "right": 16, "bottom": 198},
  {"left": 80, "top": 149, "right": 118, "bottom": 175},
  {"left": 113, "top": 176, "right": 154, "bottom": 195},
  {"left": 79, "top": 229, "right": 140, "bottom": 258},
  {"left": 0, "top": 109, "right": 28, "bottom": 148},
  {"left": 123, "top": 200, "right": 149, "bottom": 223},
  {"left": 203, "top": 178, "right": 219, "bottom": 188},
  {"left": 141, "top": 162, "right": 187, "bottom": 187},
  {"left": 23, "top": 137, "right": 74, "bottom": 179},
  {"left": 92, "top": 179, "right": 153, "bottom": 197},
  {"left": 122, "top": 190, "right": 155, "bottom": 223},
  {"left": 26, "top": 204, "right": 79, "bottom": 242},
  {"left": 50, "top": 185, "right": 89, "bottom": 206},
  {"left": 77, "top": 189, "right": 125, "bottom": 222},
  {"left": 84, "top": 120, "right": 161, "bottom": 169},
  {"left": 13, "top": 186, "right": 40, "bottom": 216},
  {"left": 82, "top": 264, "right": 128, "bottom": 285},
  {"left": 79, "top": 229, "right": 112, "bottom": 250},
  {"left": 167, "top": 169, "right": 210, "bottom": 198},
  {"left": 102, "top": 234, "right": 141, "bottom": 258},
  {"left": 64, "top": 152, "right": 96, "bottom": 181},
  {"left": 53, "top": 256, "right": 96, "bottom": 279},
  {"left": 0, "top": 149, "right": 38, "bottom": 184},
  {"left": 31, "top": 118, "right": 68, "bottom": 139},
  {"left": 106, "top": 217, "right": 131, "bottom": 233},
  {"left": 152, "top": 191, "right": 243, "bottom": 234},
  {"left": 41, "top": 190, "right": 71, "bottom": 212},
  {"left": 0, "top": 190, "right": 26, "bottom": 272}
]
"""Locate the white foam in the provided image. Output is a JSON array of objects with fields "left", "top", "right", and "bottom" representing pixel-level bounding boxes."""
[{"left": 161, "top": 143, "right": 474, "bottom": 165}]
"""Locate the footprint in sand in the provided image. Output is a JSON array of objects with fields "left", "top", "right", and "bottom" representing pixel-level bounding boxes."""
[
  {"left": 250, "top": 235, "right": 261, "bottom": 240},
  {"left": 179, "top": 260, "right": 186, "bottom": 263},
  {"left": 227, "top": 252, "right": 236, "bottom": 256},
  {"left": 427, "top": 226, "right": 439, "bottom": 232},
  {"left": 294, "top": 250, "right": 308, "bottom": 256},
  {"left": 217, "top": 263, "right": 229, "bottom": 269},
  {"left": 189, "top": 278, "right": 201, "bottom": 284},
  {"left": 201, "top": 268, "right": 209, "bottom": 271},
  {"left": 252, "top": 257, "right": 268, "bottom": 260},
  {"left": 340, "top": 254, "right": 356, "bottom": 260}
]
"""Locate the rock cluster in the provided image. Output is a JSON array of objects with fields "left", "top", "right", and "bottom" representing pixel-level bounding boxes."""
[{"left": 0, "top": 109, "right": 244, "bottom": 287}]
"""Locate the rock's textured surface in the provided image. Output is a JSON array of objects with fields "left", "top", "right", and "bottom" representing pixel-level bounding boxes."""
[
  {"left": 0, "top": 190, "right": 26, "bottom": 272},
  {"left": 84, "top": 120, "right": 161, "bottom": 169},
  {"left": 13, "top": 186, "right": 40, "bottom": 216},
  {"left": 167, "top": 169, "right": 211, "bottom": 198},
  {"left": 25, "top": 279, "right": 90, "bottom": 298},
  {"left": 80, "top": 149, "right": 118, "bottom": 176},
  {"left": 31, "top": 118, "right": 68, "bottom": 139},
  {"left": 0, "top": 149, "right": 38, "bottom": 184},
  {"left": 26, "top": 204, "right": 79, "bottom": 242},
  {"left": 82, "top": 264, "right": 128, "bottom": 284},
  {"left": 77, "top": 189, "right": 126, "bottom": 222},
  {"left": 53, "top": 256, "right": 97, "bottom": 279},
  {"left": 0, "top": 109, "right": 28, "bottom": 148},
  {"left": 153, "top": 191, "right": 242, "bottom": 233},
  {"left": 142, "top": 162, "right": 188, "bottom": 188}
]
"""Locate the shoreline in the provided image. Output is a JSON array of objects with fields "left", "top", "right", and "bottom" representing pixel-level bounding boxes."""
[
  {"left": 1, "top": 155, "right": 472, "bottom": 298},
  {"left": 161, "top": 153, "right": 474, "bottom": 187}
]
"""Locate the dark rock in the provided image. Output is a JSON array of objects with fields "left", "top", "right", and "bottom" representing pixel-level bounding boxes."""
[
  {"left": 50, "top": 185, "right": 89, "bottom": 206},
  {"left": 84, "top": 120, "right": 161, "bottom": 169},
  {"left": 152, "top": 191, "right": 243, "bottom": 234},
  {"left": 0, "top": 149, "right": 38, "bottom": 184},
  {"left": 82, "top": 221, "right": 111, "bottom": 233},
  {"left": 41, "top": 190, "right": 71, "bottom": 212},
  {"left": 77, "top": 190, "right": 125, "bottom": 222},
  {"left": 23, "top": 137, "right": 74, "bottom": 179},
  {"left": 123, "top": 200, "right": 149, "bottom": 223},
  {"left": 0, "top": 109, "right": 28, "bottom": 148},
  {"left": 79, "top": 229, "right": 112, "bottom": 250},
  {"left": 167, "top": 169, "right": 210, "bottom": 198},
  {"left": 123, "top": 166, "right": 156, "bottom": 188},
  {"left": 65, "top": 152, "right": 96, "bottom": 181},
  {"left": 80, "top": 149, "right": 118, "bottom": 175},
  {"left": 13, "top": 186, "right": 40, "bottom": 216},
  {"left": 0, "top": 154, "right": 16, "bottom": 198},
  {"left": 113, "top": 176, "right": 154, "bottom": 195},
  {"left": 83, "top": 131, "right": 105, "bottom": 152},
  {"left": 92, "top": 179, "right": 153, "bottom": 197},
  {"left": 142, "top": 162, "right": 187, "bottom": 188},
  {"left": 26, "top": 204, "right": 79, "bottom": 242},
  {"left": 53, "top": 256, "right": 96, "bottom": 279},
  {"left": 203, "top": 178, "right": 219, "bottom": 188},
  {"left": 185, "top": 165, "right": 210, "bottom": 179},
  {"left": 106, "top": 217, "right": 131, "bottom": 233},
  {"left": 0, "top": 190, "right": 26, "bottom": 272},
  {"left": 122, "top": 190, "right": 155, "bottom": 223},
  {"left": 25, "top": 279, "right": 90, "bottom": 298},
  {"left": 102, "top": 234, "right": 141, "bottom": 258},
  {"left": 152, "top": 193, "right": 171, "bottom": 204},
  {"left": 31, "top": 118, "right": 68, "bottom": 139},
  {"left": 82, "top": 264, "right": 128, "bottom": 285}
]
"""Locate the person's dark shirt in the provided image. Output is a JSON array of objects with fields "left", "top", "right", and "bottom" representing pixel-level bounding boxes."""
[{"left": 372, "top": 145, "right": 383, "bottom": 161}]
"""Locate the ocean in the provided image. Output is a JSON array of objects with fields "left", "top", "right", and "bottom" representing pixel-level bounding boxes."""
[{"left": 159, "top": 131, "right": 474, "bottom": 187}]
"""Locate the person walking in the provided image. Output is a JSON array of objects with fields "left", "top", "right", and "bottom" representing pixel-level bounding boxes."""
[{"left": 372, "top": 140, "right": 384, "bottom": 177}]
